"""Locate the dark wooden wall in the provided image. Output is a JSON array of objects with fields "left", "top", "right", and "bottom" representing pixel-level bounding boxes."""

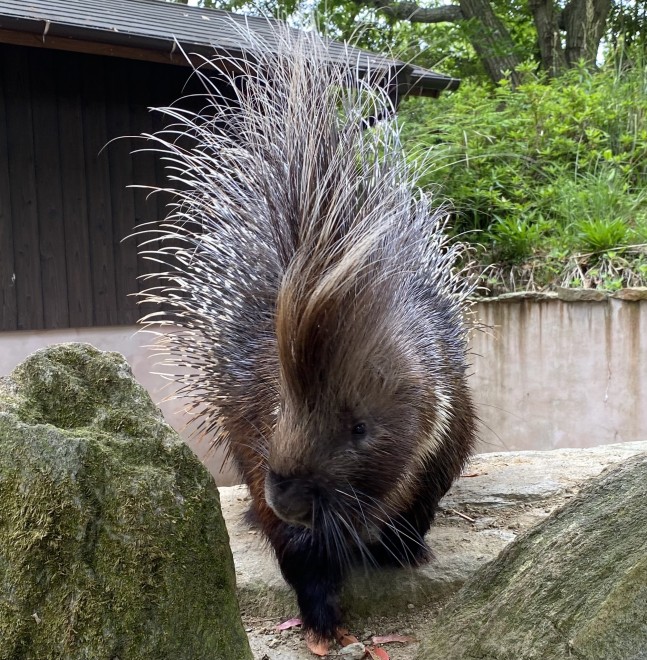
[{"left": 0, "top": 43, "right": 196, "bottom": 331}]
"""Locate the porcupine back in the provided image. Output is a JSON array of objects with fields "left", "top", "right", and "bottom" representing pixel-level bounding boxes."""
[{"left": 136, "top": 23, "right": 475, "bottom": 510}]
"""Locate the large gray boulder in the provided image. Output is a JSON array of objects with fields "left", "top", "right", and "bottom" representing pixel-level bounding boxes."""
[
  {"left": 415, "top": 453, "right": 647, "bottom": 660},
  {"left": 0, "top": 343, "right": 252, "bottom": 660}
]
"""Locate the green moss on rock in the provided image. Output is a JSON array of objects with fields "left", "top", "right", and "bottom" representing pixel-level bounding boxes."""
[
  {"left": 0, "top": 343, "right": 252, "bottom": 660},
  {"left": 416, "top": 454, "right": 647, "bottom": 660}
]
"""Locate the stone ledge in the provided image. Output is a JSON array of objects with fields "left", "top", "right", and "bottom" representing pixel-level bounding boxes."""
[{"left": 471, "top": 286, "right": 647, "bottom": 303}]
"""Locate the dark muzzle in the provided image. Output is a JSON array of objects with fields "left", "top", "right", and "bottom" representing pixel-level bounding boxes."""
[{"left": 264, "top": 470, "right": 314, "bottom": 527}]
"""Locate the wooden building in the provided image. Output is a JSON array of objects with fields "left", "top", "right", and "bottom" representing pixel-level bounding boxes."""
[{"left": 0, "top": 0, "right": 458, "bottom": 334}]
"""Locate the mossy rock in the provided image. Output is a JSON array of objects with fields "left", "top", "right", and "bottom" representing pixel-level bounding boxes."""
[
  {"left": 0, "top": 343, "right": 252, "bottom": 660},
  {"left": 416, "top": 453, "right": 647, "bottom": 660}
]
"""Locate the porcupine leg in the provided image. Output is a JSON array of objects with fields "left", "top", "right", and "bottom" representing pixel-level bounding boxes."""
[
  {"left": 367, "top": 508, "right": 432, "bottom": 568},
  {"left": 372, "top": 415, "right": 475, "bottom": 568},
  {"left": 369, "top": 453, "right": 465, "bottom": 567},
  {"left": 246, "top": 489, "right": 343, "bottom": 638},
  {"left": 273, "top": 525, "right": 344, "bottom": 640}
]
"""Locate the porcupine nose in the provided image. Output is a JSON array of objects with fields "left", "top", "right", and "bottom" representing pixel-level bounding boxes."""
[{"left": 265, "top": 471, "right": 313, "bottom": 527}]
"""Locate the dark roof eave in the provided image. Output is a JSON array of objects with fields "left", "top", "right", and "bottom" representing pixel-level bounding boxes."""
[
  {"left": 410, "top": 68, "right": 461, "bottom": 95},
  {"left": 0, "top": 10, "right": 460, "bottom": 96},
  {"left": 0, "top": 16, "right": 242, "bottom": 65}
]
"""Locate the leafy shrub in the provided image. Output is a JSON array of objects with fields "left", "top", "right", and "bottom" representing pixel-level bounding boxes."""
[
  {"left": 402, "top": 53, "right": 647, "bottom": 289},
  {"left": 486, "top": 216, "right": 545, "bottom": 263},
  {"left": 577, "top": 218, "right": 629, "bottom": 253}
]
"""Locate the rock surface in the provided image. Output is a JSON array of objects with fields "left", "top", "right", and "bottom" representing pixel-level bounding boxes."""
[
  {"left": 221, "top": 441, "right": 647, "bottom": 659},
  {"left": 415, "top": 453, "right": 647, "bottom": 660},
  {"left": 473, "top": 286, "right": 647, "bottom": 303},
  {"left": 0, "top": 343, "right": 251, "bottom": 660}
]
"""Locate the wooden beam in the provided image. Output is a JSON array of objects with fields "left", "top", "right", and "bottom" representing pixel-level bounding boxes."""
[
  {"left": 0, "top": 28, "right": 196, "bottom": 67},
  {"left": 0, "top": 58, "right": 17, "bottom": 331},
  {"left": 31, "top": 49, "right": 70, "bottom": 329},
  {"left": 56, "top": 54, "right": 94, "bottom": 329},
  {"left": 80, "top": 56, "right": 119, "bottom": 327}
]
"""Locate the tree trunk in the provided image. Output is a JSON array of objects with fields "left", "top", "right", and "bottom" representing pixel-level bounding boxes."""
[
  {"left": 458, "top": 0, "right": 522, "bottom": 85},
  {"left": 358, "top": 0, "right": 521, "bottom": 86},
  {"left": 561, "top": 0, "right": 612, "bottom": 67},
  {"left": 528, "top": 0, "right": 566, "bottom": 76},
  {"left": 361, "top": 0, "right": 611, "bottom": 80}
]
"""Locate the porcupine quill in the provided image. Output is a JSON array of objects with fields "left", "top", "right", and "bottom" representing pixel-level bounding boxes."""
[{"left": 135, "top": 21, "right": 477, "bottom": 645}]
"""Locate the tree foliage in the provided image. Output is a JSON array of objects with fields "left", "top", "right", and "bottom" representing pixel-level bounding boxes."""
[{"left": 182, "top": 0, "right": 644, "bottom": 85}]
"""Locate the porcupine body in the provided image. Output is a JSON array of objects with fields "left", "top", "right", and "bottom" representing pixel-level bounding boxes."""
[{"left": 138, "top": 24, "right": 476, "bottom": 641}]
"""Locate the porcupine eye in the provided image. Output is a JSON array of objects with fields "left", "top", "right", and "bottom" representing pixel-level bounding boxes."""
[{"left": 351, "top": 422, "right": 367, "bottom": 437}]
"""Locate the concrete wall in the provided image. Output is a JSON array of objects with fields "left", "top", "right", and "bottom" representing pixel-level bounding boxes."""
[
  {"left": 469, "top": 293, "right": 646, "bottom": 453},
  {"left": 1, "top": 292, "right": 645, "bottom": 482}
]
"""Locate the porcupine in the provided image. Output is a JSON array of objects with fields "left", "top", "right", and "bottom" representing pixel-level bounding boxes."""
[{"left": 137, "top": 23, "right": 476, "bottom": 643}]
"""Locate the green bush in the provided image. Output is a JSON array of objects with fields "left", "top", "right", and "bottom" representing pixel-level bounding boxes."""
[
  {"left": 402, "top": 55, "right": 647, "bottom": 290},
  {"left": 486, "top": 216, "right": 546, "bottom": 263},
  {"left": 577, "top": 218, "right": 629, "bottom": 253}
]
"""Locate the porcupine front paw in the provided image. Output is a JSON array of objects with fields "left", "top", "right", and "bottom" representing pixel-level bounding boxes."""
[
  {"left": 276, "top": 540, "right": 343, "bottom": 642},
  {"left": 295, "top": 580, "right": 343, "bottom": 642}
]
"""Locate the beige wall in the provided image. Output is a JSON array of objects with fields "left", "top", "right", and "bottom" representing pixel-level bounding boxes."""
[
  {"left": 1, "top": 296, "right": 645, "bottom": 481},
  {"left": 470, "top": 297, "right": 646, "bottom": 453}
]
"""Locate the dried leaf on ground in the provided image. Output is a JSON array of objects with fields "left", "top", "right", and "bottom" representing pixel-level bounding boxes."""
[
  {"left": 338, "top": 632, "right": 361, "bottom": 646},
  {"left": 371, "top": 634, "right": 416, "bottom": 645},
  {"left": 275, "top": 617, "right": 302, "bottom": 631}
]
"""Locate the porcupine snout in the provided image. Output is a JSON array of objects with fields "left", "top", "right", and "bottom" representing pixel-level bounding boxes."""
[{"left": 265, "top": 470, "right": 316, "bottom": 527}]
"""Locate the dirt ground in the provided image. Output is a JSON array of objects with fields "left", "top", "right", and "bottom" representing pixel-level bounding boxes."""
[{"left": 243, "top": 603, "right": 441, "bottom": 659}]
